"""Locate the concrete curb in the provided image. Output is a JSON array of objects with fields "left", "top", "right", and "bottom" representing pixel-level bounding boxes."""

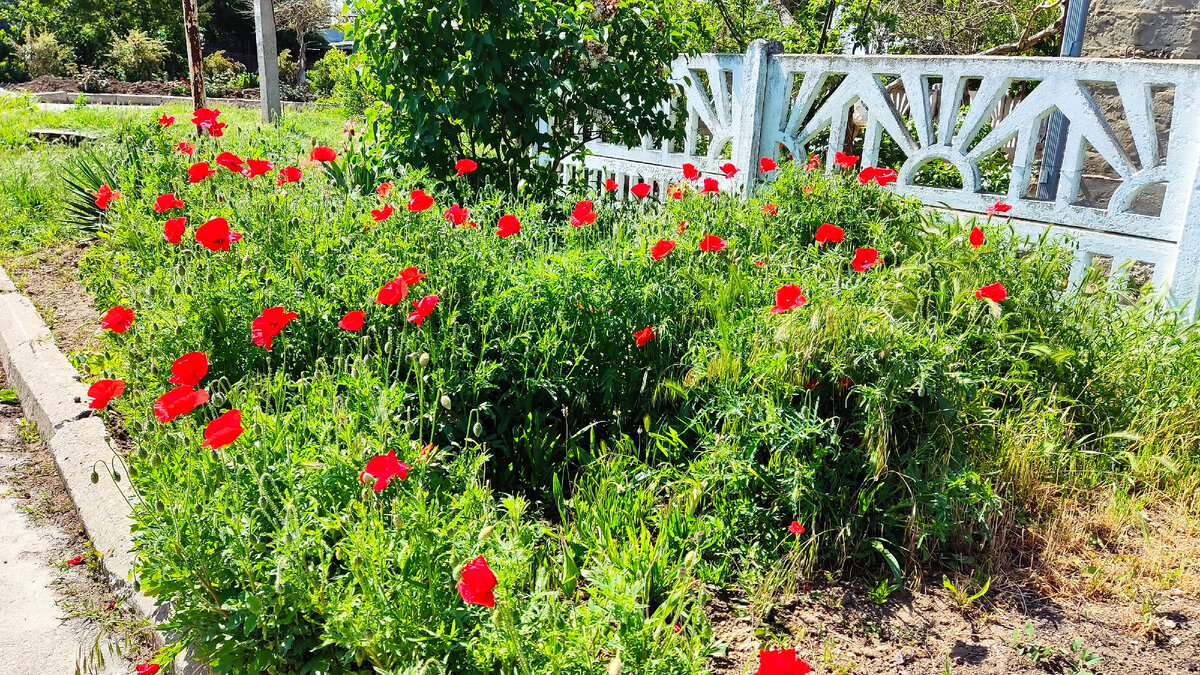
[
  {"left": 0, "top": 263, "right": 204, "bottom": 673},
  {"left": 16, "top": 89, "right": 321, "bottom": 110}
]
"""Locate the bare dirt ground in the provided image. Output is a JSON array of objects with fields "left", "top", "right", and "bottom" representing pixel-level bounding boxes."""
[
  {"left": 4, "top": 241, "right": 100, "bottom": 355},
  {"left": 0, "top": 369, "right": 155, "bottom": 674}
]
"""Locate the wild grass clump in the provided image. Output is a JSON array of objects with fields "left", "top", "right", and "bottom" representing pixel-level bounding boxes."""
[{"left": 77, "top": 115, "right": 1200, "bottom": 672}]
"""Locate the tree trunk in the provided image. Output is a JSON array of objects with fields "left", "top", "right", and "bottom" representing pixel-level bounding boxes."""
[{"left": 297, "top": 34, "right": 307, "bottom": 84}]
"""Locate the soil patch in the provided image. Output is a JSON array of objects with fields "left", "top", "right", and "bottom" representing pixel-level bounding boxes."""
[
  {"left": 3, "top": 241, "right": 99, "bottom": 355},
  {"left": 12, "top": 74, "right": 260, "bottom": 99}
]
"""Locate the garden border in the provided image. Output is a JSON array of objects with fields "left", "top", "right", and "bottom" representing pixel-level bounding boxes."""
[
  {"left": 4, "top": 88, "right": 321, "bottom": 110},
  {"left": 0, "top": 262, "right": 203, "bottom": 673}
]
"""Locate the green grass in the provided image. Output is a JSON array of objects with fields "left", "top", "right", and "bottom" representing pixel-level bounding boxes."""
[{"left": 11, "top": 102, "right": 1200, "bottom": 672}]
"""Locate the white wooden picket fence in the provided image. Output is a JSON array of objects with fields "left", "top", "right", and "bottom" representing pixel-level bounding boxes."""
[{"left": 563, "top": 40, "right": 1200, "bottom": 319}]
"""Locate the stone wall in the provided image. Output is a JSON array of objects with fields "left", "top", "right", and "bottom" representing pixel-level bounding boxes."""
[{"left": 1083, "top": 0, "right": 1200, "bottom": 59}]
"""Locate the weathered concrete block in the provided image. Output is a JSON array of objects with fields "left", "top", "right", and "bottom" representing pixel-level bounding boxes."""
[
  {"left": 1, "top": 339, "right": 91, "bottom": 442},
  {"left": 0, "top": 266, "right": 16, "bottom": 293},
  {"left": 0, "top": 293, "right": 53, "bottom": 354},
  {"left": 49, "top": 417, "right": 164, "bottom": 622}
]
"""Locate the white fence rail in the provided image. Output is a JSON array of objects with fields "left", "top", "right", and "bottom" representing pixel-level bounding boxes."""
[{"left": 565, "top": 41, "right": 1200, "bottom": 319}]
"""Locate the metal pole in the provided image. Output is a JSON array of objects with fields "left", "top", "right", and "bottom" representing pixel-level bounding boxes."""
[
  {"left": 1035, "top": 0, "right": 1091, "bottom": 201},
  {"left": 181, "top": 0, "right": 205, "bottom": 110},
  {"left": 253, "top": 0, "right": 283, "bottom": 122}
]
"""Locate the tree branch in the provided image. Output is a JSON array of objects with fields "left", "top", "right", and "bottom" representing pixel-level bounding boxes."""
[{"left": 977, "top": 0, "right": 1066, "bottom": 56}]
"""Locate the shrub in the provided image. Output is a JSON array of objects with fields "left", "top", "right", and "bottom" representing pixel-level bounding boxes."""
[
  {"left": 349, "top": 0, "right": 688, "bottom": 193},
  {"left": 76, "top": 66, "right": 110, "bottom": 93},
  {"left": 79, "top": 125, "right": 1200, "bottom": 671},
  {"left": 276, "top": 48, "right": 299, "bottom": 87},
  {"left": 306, "top": 48, "right": 378, "bottom": 114},
  {"left": 106, "top": 29, "right": 168, "bottom": 81},
  {"left": 0, "top": 38, "right": 30, "bottom": 82},
  {"left": 16, "top": 30, "right": 71, "bottom": 77},
  {"left": 305, "top": 48, "right": 344, "bottom": 97}
]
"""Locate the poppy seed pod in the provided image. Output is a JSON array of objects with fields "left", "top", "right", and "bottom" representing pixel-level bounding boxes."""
[{"left": 439, "top": 395, "right": 451, "bottom": 410}]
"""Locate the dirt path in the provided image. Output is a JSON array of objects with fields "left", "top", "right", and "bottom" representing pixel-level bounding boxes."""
[{"left": 0, "top": 371, "right": 153, "bottom": 674}]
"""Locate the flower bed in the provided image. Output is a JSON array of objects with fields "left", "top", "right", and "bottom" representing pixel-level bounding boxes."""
[{"left": 77, "top": 110, "right": 1200, "bottom": 673}]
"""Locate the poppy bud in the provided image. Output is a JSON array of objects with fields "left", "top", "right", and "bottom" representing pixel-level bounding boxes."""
[
  {"left": 90, "top": 470, "right": 99, "bottom": 484},
  {"left": 419, "top": 353, "right": 430, "bottom": 368},
  {"left": 439, "top": 394, "right": 451, "bottom": 410},
  {"left": 210, "top": 448, "right": 221, "bottom": 463},
  {"left": 133, "top": 579, "right": 141, "bottom": 592},
  {"left": 155, "top": 499, "right": 165, "bottom": 512},
  {"left": 127, "top": 465, "right": 138, "bottom": 479},
  {"left": 391, "top": 512, "right": 404, "bottom": 527},
  {"left": 478, "top": 524, "right": 496, "bottom": 541},
  {"left": 150, "top": 453, "right": 163, "bottom": 468},
  {"left": 606, "top": 655, "right": 622, "bottom": 675},
  {"left": 472, "top": 421, "right": 484, "bottom": 436},
  {"left": 683, "top": 551, "right": 697, "bottom": 566},
  {"left": 194, "top": 503, "right": 203, "bottom": 515}
]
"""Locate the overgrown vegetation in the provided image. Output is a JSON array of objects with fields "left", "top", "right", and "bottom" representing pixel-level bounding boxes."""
[{"left": 62, "top": 109, "right": 1200, "bottom": 672}]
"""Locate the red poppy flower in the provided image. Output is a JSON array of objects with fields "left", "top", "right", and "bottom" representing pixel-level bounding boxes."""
[
  {"left": 699, "top": 234, "right": 726, "bottom": 252},
  {"left": 376, "top": 181, "right": 393, "bottom": 198},
  {"left": 376, "top": 279, "right": 408, "bottom": 305},
  {"left": 251, "top": 306, "right": 298, "bottom": 350},
  {"left": 135, "top": 664, "right": 161, "bottom": 675},
  {"left": 445, "top": 203, "right": 470, "bottom": 226},
  {"left": 759, "top": 157, "right": 777, "bottom": 173},
  {"left": 668, "top": 184, "right": 685, "bottom": 200},
  {"left": 838, "top": 375, "right": 853, "bottom": 389},
  {"left": 497, "top": 214, "right": 521, "bottom": 238},
  {"left": 969, "top": 226, "right": 985, "bottom": 248},
  {"left": 605, "top": 178, "right": 619, "bottom": 192},
  {"left": 242, "top": 158, "right": 274, "bottom": 178},
  {"left": 805, "top": 376, "right": 819, "bottom": 390},
  {"left": 153, "top": 385, "right": 209, "bottom": 423},
  {"left": 153, "top": 193, "right": 184, "bottom": 213},
  {"left": 176, "top": 141, "right": 195, "bottom": 155},
  {"left": 700, "top": 177, "right": 720, "bottom": 194},
  {"left": 371, "top": 203, "right": 394, "bottom": 222},
  {"left": 338, "top": 310, "right": 365, "bottom": 331},
  {"left": 399, "top": 267, "right": 426, "bottom": 285},
  {"left": 214, "top": 152, "right": 244, "bottom": 173},
  {"left": 407, "top": 189, "right": 434, "bottom": 212},
  {"left": 455, "top": 158, "right": 478, "bottom": 176},
  {"left": 631, "top": 182, "right": 652, "bottom": 200},
  {"left": 857, "top": 166, "right": 898, "bottom": 186},
  {"left": 407, "top": 294, "right": 439, "bottom": 326},
  {"left": 157, "top": 114, "right": 174, "bottom": 127},
  {"left": 719, "top": 162, "right": 739, "bottom": 178},
  {"left": 164, "top": 217, "right": 186, "bottom": 244},
  {"left": 310, "top": 146, "right": 337, "bottom": 162},
  {"left": 94, "top": 184, "right": 121, "bottom": 209},
  {"left": 789, "top": 521, "right": 805, "bottom": 535},
  {"left": 682, "top": 163, "right": 700, "bottom": 181},
  {"left": 202, "top": 409, "right": 243, "bottom": 449},
  {"left": 457, "top": 555, "right": 498, "bottom": 607},
  {"left": 169, "top": 351, "right": 208, "bottom": 387},
  {"left": 570, "top": 200, "right": 596, "bottom": 227},
  {"left": 986, "top": 201, "right": 1012, "bottom": 215},
  {"left": 762, "top": 202, "right": 777, "bottom": 215},
  {"left": 802, "top": 186, "right": 813, "bottom": 194},
  {"left": 187, "top": 161, "right": 217, "bottom": 183},
  {"left": 276, "top": 166, "right": 302, "bottom": 185},
  {"left": 87, "top": 379, "right": 125, "bottom": 409},
  {"left": 191, "top": 107, "right": 223, "bottom": 135},
  {"left": 771, "top": 285, "right": 807, "bottom": 314},
  {"left": 851, "top": 247, "right": 882, "bottom": 272},
  {"left": 359, "top": 448, "right": 409, "bottom": 491},
  {"left": 651, "top": 239, "right": 676, "bottom": 261},
  {"left": 815, "top": 223, "right": 844, "bottom": 246},
  {"left": 804, "top": 154, "right": 820, "bottom": 170},
  {"left": 195, "top": 217, "right": 240, "bottom": 251},
  {"left": 67, "top": 555, "right": 84, "bottom": 565},
  {"left": 755, "top": 259, "right": 765, "bottom": 267},
  {"left": 834, "top": 152, "right": 860, "bottom": 170},
  {"left": 100, "top": 305, "right": 135, "bottom": 333},
  {"left": 634, "top": 325, "right": 656, "bottom": 347},
  {"left": 677, "top": 220, "right": 688, "bottom": 233},
  {"left": 976, "top": 282, "right": 1008, "bottom": 302},
  {"left": 755, "top": 648, "right": 812, "bottom": 675}
]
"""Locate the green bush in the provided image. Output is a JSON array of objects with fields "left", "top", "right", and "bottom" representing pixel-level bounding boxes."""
[
  {"left": 16, "top": 30, "right": 71, "bottom": 77},
  {"left": 78, "top": 123, "right": 1200, "bottom": 671},
  {"left": 349, "top": 0, "right": 689, "bottom": 194},
  {"left": 305, "top": 47, "right": 345, "bottom": 97},
  {"left": 106, "top": 29, "right": 168, "bottom": 81}
]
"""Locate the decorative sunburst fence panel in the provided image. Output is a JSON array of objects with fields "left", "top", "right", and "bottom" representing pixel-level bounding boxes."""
[{"left": 567, "top": 40, "right": 1200, "bottom": 318}]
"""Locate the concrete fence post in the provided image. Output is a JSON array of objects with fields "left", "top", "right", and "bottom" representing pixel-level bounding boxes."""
[
  {"left": 253, "top": 0, "right": 283, "bottom": 123},
  {"left": 733, "top": 39, "right": 780, "bottom": 195}
]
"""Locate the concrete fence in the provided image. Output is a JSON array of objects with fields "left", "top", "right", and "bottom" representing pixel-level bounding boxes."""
[{"left": 564, "top": 41, "right": 1200, "bottom": 319}]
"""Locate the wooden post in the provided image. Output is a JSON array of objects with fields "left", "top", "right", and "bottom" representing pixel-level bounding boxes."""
[
  {"left": 253, "top": 0, "right": 283, "bottom": 122},
  {"left": 182, "top": 0, "right": 205, "bottom": 110}
]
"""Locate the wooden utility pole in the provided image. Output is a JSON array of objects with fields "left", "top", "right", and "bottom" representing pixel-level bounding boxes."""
[
  {"left": 253, "top": 0, "right": 283, "bottom": 122},
  {"left": 182, "top": 0, "right": 205, "bottom": 109}
]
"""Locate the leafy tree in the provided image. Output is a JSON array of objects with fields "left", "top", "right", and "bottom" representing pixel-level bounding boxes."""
[{"left": 349, "top": 0, "right": 688, "bottom": 194}]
